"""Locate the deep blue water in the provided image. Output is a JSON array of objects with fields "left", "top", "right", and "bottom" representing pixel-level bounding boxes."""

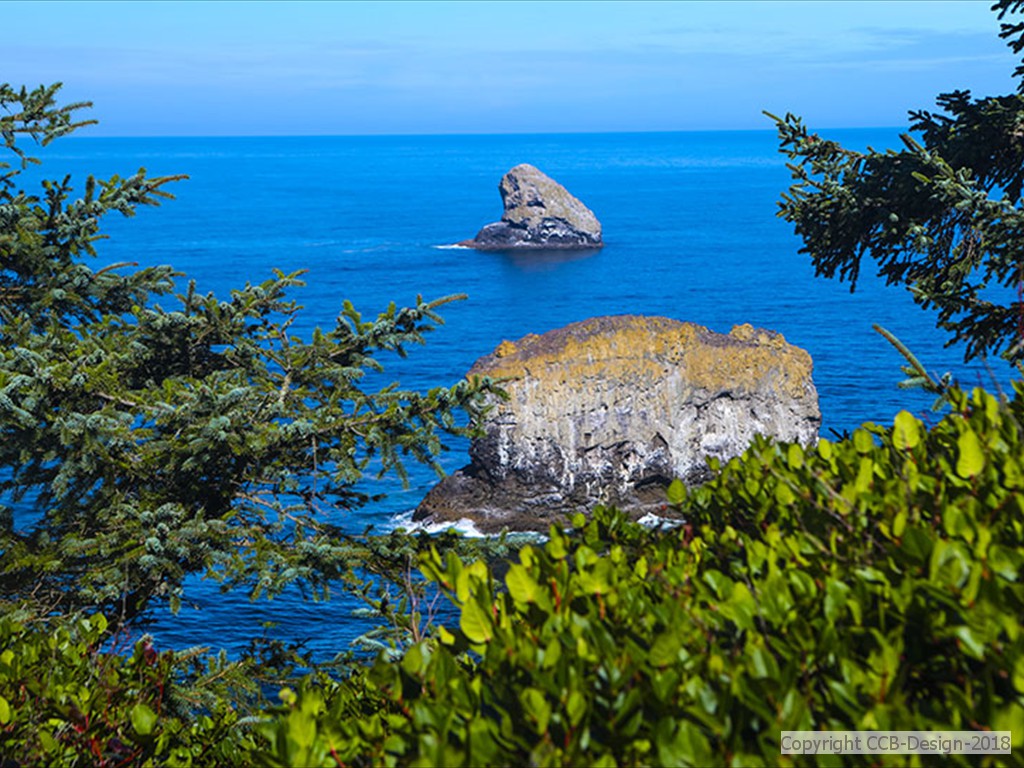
[{"left": 14, "top": 130, "right": 1009, "bottom": 659}]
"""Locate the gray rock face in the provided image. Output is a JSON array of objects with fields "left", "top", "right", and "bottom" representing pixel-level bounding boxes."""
[
  {"left": 415, "top": 315, "right": 821, "bottom": 532},
  {"left": 461, "top": 164, "right": 603, "bottom": 250}
]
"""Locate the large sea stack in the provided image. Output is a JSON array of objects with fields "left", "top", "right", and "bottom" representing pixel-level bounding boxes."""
[
  {"left": 460, "top": 163, "right": 603, "bottom": 250},
  {"left": 415, "top": 315, "right": 820, "bottom": 532}
]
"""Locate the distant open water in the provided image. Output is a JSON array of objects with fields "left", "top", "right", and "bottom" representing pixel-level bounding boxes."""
[{"left": 14, "top": 130, "right": 1009, "bottom": 659}]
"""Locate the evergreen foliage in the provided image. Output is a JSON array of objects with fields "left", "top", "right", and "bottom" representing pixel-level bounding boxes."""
[
  {"left": 769, "top": 0, "right": 1024, "bottom": 366},
  {"left": 0, "top": 83, "right": 497, "bottom": 624}
]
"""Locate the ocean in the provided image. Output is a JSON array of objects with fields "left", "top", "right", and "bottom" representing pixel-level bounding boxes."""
[{"left": 17, "top": 130, "right": 1008, "bottom": 660}]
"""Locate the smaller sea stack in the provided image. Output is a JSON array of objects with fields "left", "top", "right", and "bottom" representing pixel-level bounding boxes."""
[{"left": 460, "top": 163, "right": 603, "bottom": 250}]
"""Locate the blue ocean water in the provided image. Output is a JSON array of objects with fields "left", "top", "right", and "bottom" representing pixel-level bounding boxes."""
[{"left": 18, "top": 130, "right": 1008, "bottom": 659}]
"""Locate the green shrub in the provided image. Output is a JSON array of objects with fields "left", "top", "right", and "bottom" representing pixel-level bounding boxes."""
[
  {"left": 10, "top": 387, "right": 1022, "bottom": 766},
  {"left": 253, "top": 385, "right": 1024, "bottom": 766},
  {"left": 0, "top": 613, "right": 255, "bottom": 767}
]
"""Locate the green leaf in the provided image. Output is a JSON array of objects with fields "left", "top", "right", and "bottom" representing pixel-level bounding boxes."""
[
  {"left": 401, "top": 643, "right": 424, "bottom": 675},
  {"left": 892, "top": 509, "right": 907, "bottom": 538},
  {"left": 656, "top": 718, "right": 711, "bottom": 766},
  {"left": 854, "top": 457, "right": 874, "bottom": 493},
  {"left": 956, "top": 430, "right": 985, "bottom": 478},
  {"left": 635, "top": 556, "right": 649, "bottom": 580},
  {"left": 892, "top": 410, "right": 921, "bottom": 450},
  {"left": 818, "top": 438, "right": 833, "bottom": 460},
  {"left": 722, "top": 581, "right": 757, "bottom": 631},
  {"left": 667, "top": 478, "right": 686, "bottom": 505},
  {"left": 521, "top": 687, "right": 551, "bottom": 733},
  {"left": 774, "top": 482, "right": 796, "bottom": 505},
  {"left": 954, "top": 626, "right": 986, "bottom": 660},
  {"left": 989, "top": 545, "right": 1021, "bottom": 581},
  {"left": 747, "top": 642, "right": 779, "bottom": 679},
  {"left": 546, "top": 529, "right": 568, "bottom": 559},
  {"left": 1013, "top": 656, "right": 1024, "bottom": 694},
  {"left": 702, "top": 570, "right": 733, "bottom": 598},
  {"left": 0, "top": 695, "right": 10, "bottom": 725},
  {"left": 505, "top": 563, "right": 537, "bottom": 605},
  {"left": 993, "top": 703, "right": 1024, "bottom": 748},
  {"left": 787, "top": 442, "right": 804, "bottom": 469},
  {"left": 437, "top": 625, "right": 456, "bottom": 645},
  {"left": 853, "top": 429, "right": 875, "bottom": 454},
  {"left": 541, "top": 638, "right": 562, "bottom": 670},
  {"left": 460, "top": 598, "right": 494, "bottom": 644},
  {"left": 130, "top": 702, "right": 157, "bottom": 736},
  {"left": 38, "top": 730, "right": 58, "bottom": 753},
  {"left": 824, "top": 579, "right": 850, "bottom": 623},
  {"left": 566, "top": 690, "right": 586, "bottom": 727},
  {"left": 649, "top": 632, "right": 682, "bottom": 668},
  {"left": 289, "top": 706, "right": 317, "bottom": 749}
]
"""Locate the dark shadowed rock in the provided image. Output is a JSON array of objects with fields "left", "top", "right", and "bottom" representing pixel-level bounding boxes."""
[
  {"left": 460, "top": 164, "right": 603, "bottom": 250},
  {"left": 415, "top": 315, "right": 820, "bottom": 532}
]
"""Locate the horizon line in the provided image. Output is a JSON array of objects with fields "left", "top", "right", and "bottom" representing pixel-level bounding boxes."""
[{"left": 68, "top": 125, "right": 909, "bottom": 140}]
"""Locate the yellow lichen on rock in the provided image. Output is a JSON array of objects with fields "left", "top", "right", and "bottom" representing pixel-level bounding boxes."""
[
  {"left": 472, "top": 315, "right": 813, "bottom": 399},
  {"left": 494, "top": 340, "right": 517, "bottom": 358}
]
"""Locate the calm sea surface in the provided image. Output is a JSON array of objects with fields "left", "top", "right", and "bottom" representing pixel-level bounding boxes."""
[{"left": 19, "top": 130, "right": 1009, "bottom": 659}]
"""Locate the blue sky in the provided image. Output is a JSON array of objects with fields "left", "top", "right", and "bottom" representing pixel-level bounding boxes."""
[{"left": 3, "top": 1, "right": 1020, "bottom": 135}]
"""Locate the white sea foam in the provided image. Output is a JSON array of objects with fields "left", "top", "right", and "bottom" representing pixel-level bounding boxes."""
[
  {"left": 636, "top": 513, "right": 686, "bottom": 530},
  {"left": 433, "top": 244, "right": 472, "bottom": 250},
  {"left": 387, "top": 509, "right": 486, "bottom": 538},
  {"left": 388, "top": 508, "right": 684, "bottom": 538}
]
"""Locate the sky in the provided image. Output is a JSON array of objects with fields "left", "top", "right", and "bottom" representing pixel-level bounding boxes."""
[{"left": 3, "top": 1, "right": 1021, "bottom": 136}]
